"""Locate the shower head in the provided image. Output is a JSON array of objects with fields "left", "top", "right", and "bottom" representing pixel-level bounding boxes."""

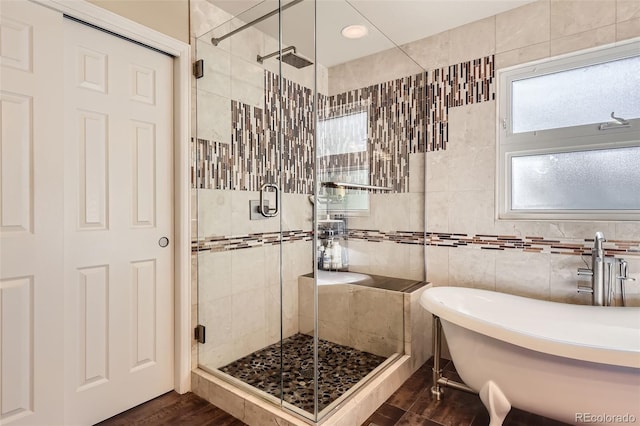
[
  {"left": 257, "top": 46, "right": 313, "bottom": 69},
  {"left": 280, "top": 52, "right": 313, "bottom": 69}
]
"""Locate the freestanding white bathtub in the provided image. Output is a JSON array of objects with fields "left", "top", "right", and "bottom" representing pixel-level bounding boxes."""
[{"left": 420, "top": 286, "right": 640, "bottom": 426}]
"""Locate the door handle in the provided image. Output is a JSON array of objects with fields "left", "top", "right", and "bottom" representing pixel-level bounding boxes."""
[{"left": 258, "top": 183, "right": 279, "bottom": 217}]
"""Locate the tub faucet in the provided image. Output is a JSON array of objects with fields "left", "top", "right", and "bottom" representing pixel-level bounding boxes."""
[
  {"left": 577, "top": 232, "right": 606, "bottom": 306},
  {"left": 591, "top": 232, "right": 606, "bottom": 306},
  {"left": 618, "top": 260, "right": 636, "bottom": 306}
]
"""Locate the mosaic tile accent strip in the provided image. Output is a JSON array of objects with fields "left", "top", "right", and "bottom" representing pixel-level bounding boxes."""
[
  {"left": 317, "top": 152, "right": 368, "bottom": 177},
  {"left": 265, "top": 71, "right": 315, "bottom": 194},
  {"left": 232, "top": 100, "right": 269, "bottom": 190},
  {"left": 192, "top": 230, "right": 313, "bottom": 253},
  {"left": 193, "top": 101, "right": 269, "bottom": 191},
  {"left": 324, "top": 73, "right": 427, "bottom": 192},
  {"left": 192, "top": 55, "right": 495, "bottom": 193},
  {"left": 193, "top": 75, "right": 315, "bottom": 193},
  {"left": 193, "top": 138, "right": 223, "bottom": 190},
  {"left": 349, "top": 230, "right": 426, "bottom": 245},
  {"left": 192, "top": 228, "right": 640, "bottom": 257},
  {"left": 218, "top": 333, "right": 386, "bottom": 414},
  {"left": 348, "top": 229, "right": 640, "bottom": 257},
  {"left": 427, "top": 56, "right": 495, "bottom": 151},
  {"left": 316, "top": 56, "right": 496, "bottom": 191}
]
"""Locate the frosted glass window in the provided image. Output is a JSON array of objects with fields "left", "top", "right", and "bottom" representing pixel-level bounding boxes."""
[
  {"left": 512, "top": 56, "right": 640, "bottom": 133},
  {"left": 511, "top": 147, "right": 640, "bottom": 210},
  {"left": 317, "top": 111, "right": 369, "bottom": 212},
  {"left": 317, "top": 112, "right": 367, "bottom": 156}
]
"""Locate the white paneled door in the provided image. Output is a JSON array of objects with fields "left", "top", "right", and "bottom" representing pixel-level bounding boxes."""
[
  {"left": 62, "top": 18, "right": 174, "bottom": 425},
  {"left": 0, "top": 2, "right": 175, "bottom": 424},
  {"left": 0, "top": 2, "right": 65, "bottom": 425}
]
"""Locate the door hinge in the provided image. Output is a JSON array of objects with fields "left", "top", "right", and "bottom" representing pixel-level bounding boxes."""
[
  {"left": 194, "top": 324, "right": 206, "bottom": 343},
  {"left": 502, "top": 117, "right": 508, "bottom": 130},
  {"left": 193, "top": 59, "right": 204, "bottom": 79}
]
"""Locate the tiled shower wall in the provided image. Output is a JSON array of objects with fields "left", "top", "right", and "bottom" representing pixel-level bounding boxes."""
[
  {"left": 190, "top": 0, "right": 320, "bottom": 369},
  {"left": 333, "top": 0, "right": 640, "bottom": 305},
  {"left": 194, "top": 72, "right": 315, "bottom": 193}
]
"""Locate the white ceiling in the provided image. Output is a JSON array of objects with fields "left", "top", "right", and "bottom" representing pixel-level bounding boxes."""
[{"left": 209, "top": 0, "right": 536, "bottom": 67}]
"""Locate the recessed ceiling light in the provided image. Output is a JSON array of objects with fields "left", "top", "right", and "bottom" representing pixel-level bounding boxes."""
[{"left": 341, "top": 24, "right": 368, "bottom": 39}]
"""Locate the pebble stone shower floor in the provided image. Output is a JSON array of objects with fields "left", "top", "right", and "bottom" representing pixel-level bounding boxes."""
[{"left": 219, "top": 333, "right": 387, "bottom": 413}]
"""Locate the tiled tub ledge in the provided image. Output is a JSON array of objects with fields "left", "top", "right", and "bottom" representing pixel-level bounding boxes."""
[{"left": 301, "top": 271, "right": 427, "bottom": 293}]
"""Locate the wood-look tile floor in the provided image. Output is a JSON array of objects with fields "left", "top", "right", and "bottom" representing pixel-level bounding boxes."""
[
  {"left": 96, "top": 358, "right": 569, "bottom": 426},
  {"left": 362, "top": 359, "right": 568, "bottom": 426},
  {"left": 96, "top": 391, "right": 247, "bottom": 426}
]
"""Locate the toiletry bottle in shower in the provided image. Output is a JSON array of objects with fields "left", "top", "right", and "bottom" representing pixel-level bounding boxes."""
[
  {"left": 323, "top": 240, "right": 332, "bottom": 270},
  {"left": 318, "top": 245, "right": 325, "bottom": 269},
  {"left": 332, "top": 241, "right": 343, "bottom": 270},
  {"left": 342, "top": 244, "right": 349, "bottom": 270}
]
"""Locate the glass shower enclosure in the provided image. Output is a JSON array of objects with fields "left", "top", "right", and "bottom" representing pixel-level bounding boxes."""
[{"left": 193, "top": 0, "right": 426, "bottom": 421}]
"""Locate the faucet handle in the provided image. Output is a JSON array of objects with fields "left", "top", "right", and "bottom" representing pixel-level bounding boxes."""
[
  {"left": 617, "top": 260, "right": 636, "bottom": 282},
  {"left": 577, "top": 268, "right": 593, "bottom": 277}
]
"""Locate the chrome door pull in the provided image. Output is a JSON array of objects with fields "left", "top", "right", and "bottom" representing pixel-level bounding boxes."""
[{"left": 259, "top": 183, "right": 279, "bottom": 217}]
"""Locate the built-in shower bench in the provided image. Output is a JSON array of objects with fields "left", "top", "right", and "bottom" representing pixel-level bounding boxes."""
[{"left": 298, "top": 272, "right": 430, "bottom": 370}]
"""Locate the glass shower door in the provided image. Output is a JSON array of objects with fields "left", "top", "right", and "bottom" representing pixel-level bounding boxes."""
[
  {"left": 193, "top": 0, "right": 285, "bottom": 404},
  {"left": 193, "top": 0, "right": 318, "bottom": 420}
]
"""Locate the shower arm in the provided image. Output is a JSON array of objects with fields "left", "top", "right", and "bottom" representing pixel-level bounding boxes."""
[
  {"left": 257, "top": 46, "right": 296, "bottom": 64},
  {"left": 211, "top": 0, "right": 304, "bottom": 46}
]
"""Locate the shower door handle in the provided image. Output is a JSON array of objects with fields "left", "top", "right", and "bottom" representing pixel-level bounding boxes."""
[{"left": 259, "top": 183, "right": 279, "bottom": 217}]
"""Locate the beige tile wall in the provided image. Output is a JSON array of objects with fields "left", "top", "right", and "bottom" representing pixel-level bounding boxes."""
[
  {"left": 347, "top": 239, "right": 425, "bottom": 281},
  {"left": 495, "top": 0, "right": 640, "bottom": 68},
  {"left": 329, "top": 0, "right": 639, "bottom": 94},
  {"left": 298, "top": 276, "right": 405, "bottom": 357},
  {"left": 327, "top": 47, "right": 424, "bottom": 96},
  {"left": 328, "top": 0, "right": 640, "bottom": 305},
  {"left": 404, "top": 286, "right": 433, "bottom": 372},
  {"left": 193, "top": 190, "right": 313, "bottom": 368},
  {"left": 430, "top": 0, "right": 640, "bottom": 305},
  {"left": 346, "top": 151, "right": 426, "bottom": 281}
]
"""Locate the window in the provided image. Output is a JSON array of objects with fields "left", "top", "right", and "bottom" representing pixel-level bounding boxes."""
[
  {"left": 498, "top": 40, "right": 640, "bottom": 220},
  {"left": 317, "top": 107, "right": 369, "bottom": 213}
]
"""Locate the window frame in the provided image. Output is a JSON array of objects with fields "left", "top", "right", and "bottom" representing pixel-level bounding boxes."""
[{"left": 497, "top": 39, "right": 640, "bottom": 221}]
